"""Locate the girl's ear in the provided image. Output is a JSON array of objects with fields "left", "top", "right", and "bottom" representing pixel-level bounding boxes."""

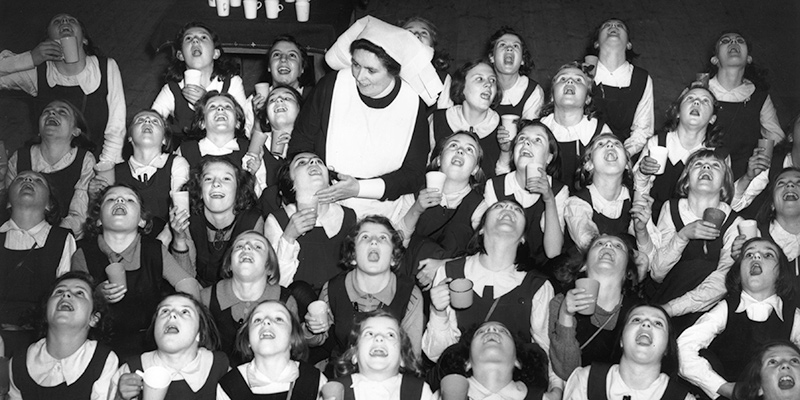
[
  {"left": 465, "top": 360, "right": 472, "bottom": 372},
  {"left": 138, "top": 218, "right": 146, "bottom": 229},
  {"left": 514, "top": 359, "right": 522, "bottom": 369},
  {"left": 709, "top": 115, "right": 717, "bottom": 125},
  {"left": 758, "top": 388, "right": 764, "bottom": 396},
  {"left": 488, "top": 55, "right": 495, "bottom": 65},
  {"left": 593, "top": 42, "right": 599, "bottom": 49},
  {"left": 626, "top": 42, "right": 632, "bottom": 50},
  {"left": 710, "top": 56, "right": 719, "bottom": 66},
  {"left": 546, "top": 152, "right": 554, "bottom": 165},
  {"left": 747, "top": 55, "right": 753, "bottom": 64},
  {"left": 579, "top": 264, "right": 588, "bottom": 273},
  {"left": 351, "top": 354, "right": 358, "bottom": 365},
  {"left": 176, "top": 51, "right": 185, "bottom": 62},
  {"left": 213, "top": 49, "right": 221, "bottom": 60},
  {"left": 195, "top": 332, "right": 201, "bottom": 343},
  {"left": 89, "top": 312, "right": 100, "bottom": 328}
]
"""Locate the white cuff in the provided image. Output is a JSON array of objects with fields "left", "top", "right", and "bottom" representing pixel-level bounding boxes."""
[{"left": 357, "top": 178, "right": 386, "bottom": 199}]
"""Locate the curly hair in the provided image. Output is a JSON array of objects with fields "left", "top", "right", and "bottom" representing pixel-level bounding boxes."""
[
  {"left": 265, "top": 35, "right": 315, "bottom": 89},
  {"left": 449, "top": 59, "right": 502, "bottom": 109},
  {"left": 485, "top": 27, "right": 534, "bottom": 76},
  {"left": 725, "top": 237, "right": 794, "bottom": 300},
  {"left": 553, "top": 233, "right": 640, "bottom": 297},
  {"left": 661, "top": 82, "right": 724, "bottom": 148},
  {"left": 334, "top": 309, "right": 421, "bottom": 378},
  {"left": 220, "top": 230, "right": 280, "bottom": 285},
  {"left": 398, "top": 16, "right": 450, "bottom": 72},
  {"left": 187, "top": 91, "right": 247, "bottom": 141},
  {"left": 31, "top": 99, "right": 96, "bottom": 153},
  {"left": 704, "top": 30, "right": 770, "bottom": 91},
  {"left": 428, "top": 130, "right": 486, "bottom": 194},
  {"left": 350, "top": 39, "right": 401, "bottom": 77},
  {"left": 756, "top": 167, "right": 800, "bottom": 226},
  {"left": 6, "top": 170, "right": 62, "bottom": 226},
  {"left": 733, "top": 340, "right": 800, "bottom": 400},
  {"left": 235, "top": 300, "right": 308, "bottom": 362},
  {"left": 509, "top": 119, "right": 562, "bottom": 179},
  {"left": 674, "top": 148, "right": 734, "bottom": 203},
  {"left": 165, "top": 21, "right": 240, "bottom": 83},
  {"left": 583, "top": 18, "right": 639, "bottom": 62},
  {"left": 84, "top": 184, "right": 153, "bottom": 238},
  {"left": 538, "top": 61, "right": 599, "bottom": 120},
  {"left": 146, "top": 292, "right": 221, "bottom": 351},
  {"left": 276, "top": 152, "right": 329, "bottom": 206},
  {"left": 339, "top": 215, "right": 405, "bottom": 271},
  {"left": 186, "top": 156, "right": 257, "bottom": 217},
  {"left": 37, "top": 271, "right": 110, "bottom": 342},
  {"left": 575, "top": 132, "right": 634, "bottom": 191}
]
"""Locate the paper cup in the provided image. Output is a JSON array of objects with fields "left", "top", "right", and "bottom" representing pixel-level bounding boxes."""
[
  {"left": 137, "top": 366, "right": 171, "bottom": 400},
  {"left": 739, "top": 219, "right": 758, "bottom": 240},
  {"left": 183, "top": 69, "right": 202, "bottom": 86},
  {"left": 525, "top": 163, "right": 543, "bottom": 180},
  {"left": 703, "top": 208, "right": 726, "bottom": 230},
  {"left": 59, "top": 36, "right": 80, "bottom": 64},
  {"left": 208, "top": 0, "right": 216, "bottom": 6},
  {"left": 758, "top": 139, "right": 775, "bottom": 159},
  {"left": 648, "top": 146, "right": 668, "bottom": 175},
  {"left": 320, "top": 381, "right": 345, "bottom": 400},
  {"left": 295, "top": 0, "right": 310, "bottom": 22},
  {"left": 575, "top": 278, "right": 600, "bottom": 315},
  {"left": 449, "top": 278, "right": 473, "bottom": 309},
  {"left": 243, "top": 0, "right": 262, "bottom": 19},
  {"left": 171, "top": 191, "right": 190, "bottom": 214},
  {"left": 440, "top": 374, "right": 470, "bottom": 400},
  {"left": 254, "top": 82, "right": 271, "bottom": 97},
  {"left": 584, "top": 55, "right": 599, "bottom": 68},
  {"left": 270, "top": 131, "right": 287, "bottom": 156},
  {"left": 500, "top": 114, "right": 520, "bottom": 140},
  {"left": 216, "top": 0, "right": 230, "bottom": 16},
  {"left": 231, "top": 0, "right": 242, "bottom": 6},
  {"left": 296, "top": 194, "right": 319, "bottom": 213},
  {"left": 265, "top": 0, "right": 283, "bottom": 18},
  {"left": 307, "top": 300, "right": 329, "bottom": 325},
  {"left": 105, "top": 263, "right": 126, "bottom": 288},
  {"left": 425, "top": 171, "right": 447, "bottom": 192}
]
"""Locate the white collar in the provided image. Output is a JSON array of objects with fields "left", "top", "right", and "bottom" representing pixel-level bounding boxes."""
[
  {"left": 594, "top": 61, "right": 633, "bottom": 85},
  {"left": 735, "top": 291, "right": 783, "bottom": 322},
  {"left": 769, "top": 221, "right": 800, "bottom": 261},
  {"left": 197, "top": 137, "right": 240, "bottom": 156},
  {"left": 245, "top": 360, "right": 299, "bottom": 387},
  {"left": 587, "top": 184, "right": 630, "bottom": 217},
  {"left": 709, "top": 76, "right": 756, "bottom": 102},
  {"left": 26, "top": 339, "right": 98, "bottom": 386},
  {"left": 541, "top": 114, "right": 600, "bottom": 146},
  {"left": 502, "top": 172, "right": 552, "bottom": 208},
  {"left": 351, "top": 373, "right": 403, "bottom": 397},
  {"left": 500, "top": 75, "right": 530, "bottom": 106},
  {"left": 140, "top": 348, "right": 215, "bottom": 392},
  {"left": 128, "top": 153, "right": 169, "bottom": 181},
  {"left": 0, "top": 219, "right": 51, "bottom": 248},
  {"left": 445, "top": 105, "right": 500, "bottom": 138},
  {"left": 284, "top": 203, "right": 345, "bottom": 237},
  {"left": 464, "top": 254, "right": 526, "bottom": 298},
  {"left": 662, "top": 131, "right": 708, "bottom": 165},
  {"left": 467, "top": 376, "right": 528, "bottom": 400},
  {"left": 45, "top": 55, "right": 100, "bottom": 94}
]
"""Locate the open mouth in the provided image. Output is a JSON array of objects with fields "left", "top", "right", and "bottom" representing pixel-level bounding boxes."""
[
  {"left": 277, "top": 66, "right": 291, "bottom": 75},
  {"left": 367, "top": 249, "right": 380, "bottom": 262},
  {"left": 698, "top": 172, "right": 713, "bottom": 181},
  {"left": 482, "top": 333, "right": 501, "bottom": 343},
  {"left": 164, "top": 325, "right": 180, "bottom": 334},
  {"left": 451, "top": 156, "right": 464, "bottom": 166},
  {"left": 604, "top": 151, "right": 618, "bottom": 162},
  {"left": 498, "top": 212, "right": 516, "bottom": 224},
  {"left": 480, "top": 91, "right": 492, "bottom": 101},
  {"left": 689, "top": 108, "right": 701, "bottom": 117},
  {"left": 598, "top": 249, "right": 615, "bottom": 262},
  {"left": 259, "top": 330, "right": 275, "bottom": 340},
  {"left": 369, "top": 347, "right": 388, "bottom": 357},
  {"left": 273, "top": 105, "right": 288, "bottom": 113},
  {"left": 209, "top": 192, "right": 226, "bottom": 199},
  {"left": 239, "top": 254, "right": 254, "bottom": 263},
  {"left": 111, "top": 204, "right": 127, "bottom": 216},
  {"left": 191, "top": 46, "right": 202, "bottom": 57},
  {"left": 635, "top": 332, "right": 652, "bottom": 346},
  {"left": 783, "top": 192, "right": 799, "bottom": 201},
  {"left": 307, "top": 167, "right": 322, "bottom": 176},
  {"left": 779, "top": 375, "right": 796, "bottom": 389},
  {"left": 44, "top": 116, "right": 60, "bottom": 126},
  {"left": 59, "top": 27, "right": 74, "bottom": 36},
  {"left": 56, "top": 301, "right": 74, "bottom": 312},
  {"left": 519, "top": 149, "right": 533, "bottom": 158},
  {"left": 564, "top": 86, "right": 576, "bottom": 95},
  {"left": 213, "top": 113, "right": 229, "bottom": 122},
  {"left": 503, "top": 54, "right": 514, "bottom": 65},
  {"left": 750, "top": 263, "right": 763, "bottom": 276},
  {"left": 728, "top": 47, "right": 741, "bottom": 56}
]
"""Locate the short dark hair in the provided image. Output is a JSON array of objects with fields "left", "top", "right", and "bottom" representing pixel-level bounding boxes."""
[
  {"left": 756, "top": 167, "right": 800, "bottom": 225},
  {"left": 186, "top": 156, "right": 257, "bottom": 216},
  {"left": 147, "top": 292, "right": 221, "bottom": 351},
  {"left": 340, "top": 215, "right": 404, "bottom": 271},
  {"left": 575, "top": 132, "right": 634, "bottom": 191},
  {"left": 165, "top": 21, "right": 239, "bottom": 82},
  {"left": 256, "top": 84, "right": 304, "bottom": 130},
  {"left": 705, "top": 30, "right": 769, "bottom": 90},
  {"left": 620, "top": 303, "right": 679, "bottom": 375},
  {"left": 235, "top": 299, "right": 308, "bottom": 362},
  {"left": 84, "top": 184, "right": 153, "bottom": 238},
  {"left": 510, "top": 119, "right": 562, "bottom": 179},
  {"left": 350, "top": 39, "right": 401, "bottom": 77},
  {"left": 220, "top": 230, "right": 280, "bottom": 285},
  {"left": 538, "top": 61, "right": 599, "bottom": 120},
  {"left": 276, "top": 152, "right": 330, "bottom": 206},
  {"left": 38, "top": 271, "right": 109, "bottom": 341},
  {"left": 33, "top": 99, "right": 95, "bottom": 152},
  {"left": 267, "top": 35, "right": 314, "bottom": 88},
  {"left": 733, "top": 340, "right": 800, "bottom": 400},
  {"left": 6, "top": 170, "right": 62, "bottom": 226},
  {"left": 449, "top": 59, "right": 502, "bottom": 109},
  {"left": 465, "top": 199, "right": 526, "bottom": 263},
  {"left": 485, "top": 26, "right": 534, "bottom": 76},
  {"left": 428, "top": 130, "right": 487, "bottom": 194},
  {"left": 554, "top": 233, "right": 640, "bottom": 298},
  {"left": 726, "top": 237, "right": 795, "bottom": 300}
]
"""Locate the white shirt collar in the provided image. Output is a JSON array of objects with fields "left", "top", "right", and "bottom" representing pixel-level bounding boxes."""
[
  {"left": 45, "top": 55, "right": 101, "bottom": 94},
  {"left": 351, "top": 373, "right": 403, "bottom": 399},
  {"left": 769, "top": 221, "right": 800, "bottom": 261},
  {"left": 444, "top": 105, "right": 500, "bottom": 138},
  {"left": 709, "top": 76, "right": 757, "bottom": 103},
  {"left": 735, "top": 291, "right": 783, "bottom": 322},
  {"left": 245, "top": 360, "right": 300, "bottom": 387},
  {"left": 662, "top": 131, "right": 708, "bottom": 165},
  {"left": 140, "top": 348, "right": 215, "bottom": 392},
  {"left": 587, "top": 184, "right": 630, "bottom": 219},
  {"left": 25, "top": 339, "right": 99, "bottom": 387},
  {"left": 502, "top": 172, "right": 553, "bottom": 208},
  {"left": 594, "top": 61, "right": 633, "bottom": 86},
  {"left": 677, "top": 198, "right": 732, "bottom": 221},
  {"left": 128, "top": 153, "right": 169, "bottom": 181},
  {"left": 467, "top": 376, "right": 528, "bottom": 400},
  {"left": 441, "top": 184, "right": 473, "bottom": 209},
  {"left": 285, "top": 203, "right": 345, "bottom": 238},
  {"left": 464, "top": 254, "right": 526, "bottom": 298},
  {"left": 197, "top": 137, "right": 240, "bottom": 156},
  {"left": 0, "top": 219, "right": 52, "bottom": 248},
  {"left": 541, "top": 114, "right": 600, "bottom": 146}
]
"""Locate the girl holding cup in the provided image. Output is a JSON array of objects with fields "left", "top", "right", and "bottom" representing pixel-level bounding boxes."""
[
  {"left": 423, "top": 200, "right": 563, "bottom": 399},
  {"left": 151, "top": 21, "right": 250, "bottom": 147},
  {"left": 564, "top": 133, "right": 657, "bottom": 254},
  {"left": 304, "top": 215, "right": 424, "bottom": 361},
  {"left": 391, "top": 131, "right": 488, "bottom": 285},
  {"left": 634, "top": 82, "right": 726, "bottom": 222},
  {"left": 485, "top": 27, "right": 544, "bottom": 121},
  {"left": 264, "top": 152, "right": 357, "bottom": 292},
  {"left": 562, "top": 303, "right": 694, "bottom": 399},
  {"left": 332, "top": 309, "right": 434, "bottom": 400},
  {"left": 549, "top": 234, "right": 643, "bottom": 381},
  {"left": 0, "top": 14, "right": 127, "bottom": 166},
  {"left": 170, "top": 156, "right": 263, "bottom": 287},
  {"left": 429, "top": 59, "right": 503, "bottom": 178},
  {"left": 200, "top": 230, "right": 299, "bottom": 366},
  {"left": 216, "top": 300, "right": 326, "bottom": 399},
  {"left": 540, "top": 62, "right": 613, "bottom": 191},
  {"left": 72, "top": 185, "right": 202, "bottom": 359},
  {"left": 678, "top": 237, "right": 800, "bottom": 399},
  {"left": 483, "top": 120, "right": 568, "bottom": 270},
  {"left": 7, "top": 272, "right": 118, "bottom": 400},
  {"left": 731, "top": 340, "right": 800, "bottom": 400},
  {"left": 645, "top": 149, "right": 743, "bottom": 329},
  {"left": 110, "top": 293, "right": 229, "bottom": 400}
]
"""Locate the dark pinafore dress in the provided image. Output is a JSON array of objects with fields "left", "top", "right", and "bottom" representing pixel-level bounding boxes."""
[
  {"left": 591, "top": 66, "right": 649, "bottom": 144},
  {"left": 556, "top": 120, "right": 606, "bottom": 193},
  {"left": 586, "top": 362, "right": 689, "bottom": 400},
  {"left": 13, "top": 343, "right": 112, "bottom": 400},
  {"left": 127, "top": 351, "right": 230, "bottom": 400},
  {"left": 167, "top": 76, "right": 232, "bottom": 149},
  {"left": 178, "top": 137, "right": 250, "bottom": 169},
  {"left": 16, "top": 144, "right": 87, "bottom": 223},
  {"left": 218, "top": 361, "right": 320, "bottom": 400},
  {"left": 189, "top": 208, "right": 262, "bottom": 287},
  {"left": 715, "top": 89, "right": 769, "bottom": 180},
  {"left": 494, "top": 78, "right": 539, "bottom": 118},
  {"left": 114, "top": 155, "right": 175, "bottom": 238}
]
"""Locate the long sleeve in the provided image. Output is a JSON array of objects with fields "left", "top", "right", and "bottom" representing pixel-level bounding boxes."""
[
  {"left": 263, "top": 213, "right": 301, "bottom": 287},
  {"left": 562, "top": 366, "right": 590, "bottom": 400},
  {"left": 287, "top": 73, "right": 335, "bottom": 157},
  {"left": 60, "top": 151, "right": 96, "bottom": 239},
  {"left": 97, "top": 58, "right": 126, "bottom": 164},
  {"left": 666, "top": 217, "right": 740, "bottom": 316},
  {"left": 760, "top": 95, "right": 785, "bottom": 143},
  {"left": 169, "top": 155, "right": 191, "bottom": 193},
  {"left": 563, "top": 196, "right": 598, "bottom": 251},
  {"left": 649, "top": 201, "right": 689, "bottom": 282},
  {"left": 402, "top": 286, "right": 425, "bottom": 357},
  {"left": 521, "top": 83, "right": 545, "bottom": 120},
  {"left": 731, "top": 168, "right": 769, "bottom": 211},
  {"left": 376, "top": 99, "right": 429, "bottom": 201},
  {"left": 531, "top": 281, "right": 563, "bottom": 390},
  {"left": 150, "top": 83, "right": 176, "bottom": 120},
  {"left": 548, "top": 294, "right": 582, "bottom": 381},
  {"left": 0, "top": 66, "right": 37, "bottom": 94},
  {"left": 677, "top": 301, "right": 729, "bottom": 399},
  {"left": 421, "top": 266, "right": 461, "bottom": 361},
  {"left": 227, "top": 76, "right": 253, "bottom": 136},
  {"left": 55, "top": 233, "right": 78, "bottom": 277},
  {"left": 623, "top": 76, "right": 655, "bottom": 156},
  {"left": 0, "top": 50, "right": 34, "bottom": 76}
]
